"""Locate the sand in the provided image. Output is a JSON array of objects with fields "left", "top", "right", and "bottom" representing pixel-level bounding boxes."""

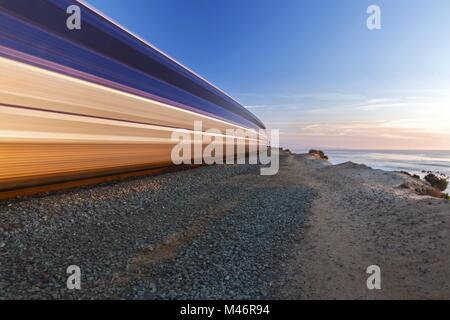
[{"left": 280, "top": 153, "right": 450, "bottom": 299}]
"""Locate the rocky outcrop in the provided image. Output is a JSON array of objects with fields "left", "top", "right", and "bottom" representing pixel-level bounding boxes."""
[
  {"left": 424, "top": 173, "right": 449, "bottom": 192},
  {"left": 308, "top": 149, "right": 328, "bottom": 160}
]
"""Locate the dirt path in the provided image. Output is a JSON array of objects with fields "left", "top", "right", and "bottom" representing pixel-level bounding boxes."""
[{"left": 284, "top": 154, "right": 450, "bottom": 299}]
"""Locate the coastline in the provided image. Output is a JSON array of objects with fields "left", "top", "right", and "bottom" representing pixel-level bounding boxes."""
[{"left": 316, "top": 149, "right": 450, "bottom": 193}]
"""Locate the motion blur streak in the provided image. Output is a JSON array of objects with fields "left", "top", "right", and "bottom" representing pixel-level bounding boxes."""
[{"left": 0, "top": 0, "right": 266, "bottom": 191}]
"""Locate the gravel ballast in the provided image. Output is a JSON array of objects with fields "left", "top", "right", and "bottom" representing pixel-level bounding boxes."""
[{"left": 0, "top": 153, "right": 315, "bottom": 299}]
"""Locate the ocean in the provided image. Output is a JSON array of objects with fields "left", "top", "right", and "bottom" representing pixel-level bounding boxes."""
[{"left": 298, "top": 149, "right": 450, "bottom": 192}]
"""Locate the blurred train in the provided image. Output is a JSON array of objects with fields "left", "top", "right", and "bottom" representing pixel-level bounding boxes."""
[{"left": 0, "top": 0, "right": 266, "bottom": 191}]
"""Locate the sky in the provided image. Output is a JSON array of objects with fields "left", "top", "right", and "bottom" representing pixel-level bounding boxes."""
[{"left": 88, "top": 0, "right": 450, "bottom": 150}]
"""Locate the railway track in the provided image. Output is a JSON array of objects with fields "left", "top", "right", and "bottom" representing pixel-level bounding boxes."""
[{"left": 0, "top": 164, "right": 202, "bottom": 201}]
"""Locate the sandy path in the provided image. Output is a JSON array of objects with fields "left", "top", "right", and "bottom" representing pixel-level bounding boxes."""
[{"left": 284, "top": 154, "right": 450, "bottom": 299}]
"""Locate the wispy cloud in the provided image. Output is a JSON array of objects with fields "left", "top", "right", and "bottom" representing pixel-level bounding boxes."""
[
  {"left": 244, "top": 92, "right": 450, "bottom": 149},
  {"left": 356, "top": 102, "right": 407, "bottom": 111},
  {"left": 287, "top": 93, "right": 366, "bottom": 101},
  {"left": 244, "top": 105, "right": 267, "bottom": 110}
]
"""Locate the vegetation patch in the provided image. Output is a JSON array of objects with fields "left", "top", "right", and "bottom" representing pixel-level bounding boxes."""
[{"left": 424, "top": 173, "right": 449, "bottom": 192}]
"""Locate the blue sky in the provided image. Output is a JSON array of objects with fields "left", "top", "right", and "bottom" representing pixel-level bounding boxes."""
[{"left": 88, "top": 0, "right": 450, "bottom": 150}]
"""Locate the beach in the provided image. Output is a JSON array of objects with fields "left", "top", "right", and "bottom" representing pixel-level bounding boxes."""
[{"left": 0, "top": 151, "right": 449, "bottom": 299}]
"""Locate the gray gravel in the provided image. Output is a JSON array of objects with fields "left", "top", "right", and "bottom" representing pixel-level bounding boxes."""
[{"left": 0, "top": 153, "right": 315, "bottom": 299}]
